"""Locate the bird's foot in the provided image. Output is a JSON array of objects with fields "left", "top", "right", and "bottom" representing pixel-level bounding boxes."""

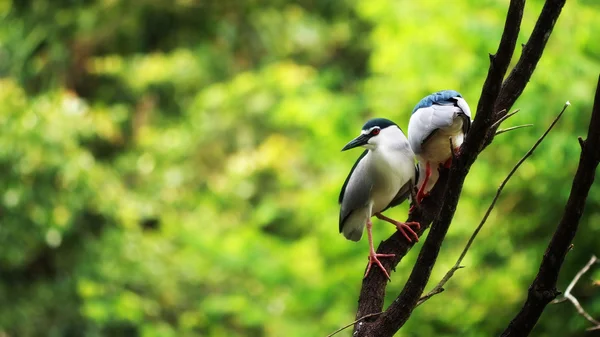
[
  {"left": 364, "top": 252, "right": 395, "bottom": 280},
  {"left": 374, "top": 213, "right": 421, "bottom": 242},
  {"left": 395, "top": 221, "right": 420, "bottom": 242}
]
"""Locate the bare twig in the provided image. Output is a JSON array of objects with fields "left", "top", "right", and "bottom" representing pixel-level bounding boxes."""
[
  {"left": 496, "top": 124, "right": 534, "bottom": 135},
  {"left": 491, "top": 108, "right": 520, "bottom": 129},
  {"left": 551, "top": 256, "right": 600, "bottom": 331},
  {"left": 553, "top": 255, "right": 597, "bottom": 304},
  {"left": 417, "top": 102, "right": 570, "bottom": 306},
  {"left": 326, "top": 312, "right": 382, "bottom": 337},
  {"left": 416, "top": 266, "right": 462, "bottom": 307}
]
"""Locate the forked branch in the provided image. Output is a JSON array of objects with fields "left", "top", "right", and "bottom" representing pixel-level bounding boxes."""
[
  {"left": 417, "top": 102, "right": 570, "bottom": 306},
  {"left": 552, "top": 256, "right": 600, "bottom": 331}
]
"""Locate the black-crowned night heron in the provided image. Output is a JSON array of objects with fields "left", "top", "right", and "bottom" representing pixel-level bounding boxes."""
[
  {"left": 339, "top": 118, "right": 420, "bottom": 280},
  {"left": 408, "top": 90, "right": 472, "bottom": 204}
]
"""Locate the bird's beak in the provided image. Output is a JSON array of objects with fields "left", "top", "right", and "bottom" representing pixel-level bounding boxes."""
[{"left": 341, "top": 134, "right": 369, "bottom": 151}]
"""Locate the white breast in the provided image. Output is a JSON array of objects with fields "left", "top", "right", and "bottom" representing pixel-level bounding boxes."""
[
  {"left": 419, "top": 118, "right": 465, "bottom": 164},
  {"left": 369, "top": 146, "right": 415, "bottom": 214}
]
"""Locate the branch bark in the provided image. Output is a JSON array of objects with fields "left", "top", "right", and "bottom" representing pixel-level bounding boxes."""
[
  {"left": 500, "top": 74, "right": 600, "bottom": 337},
  {"left": 353, "top": 1, "right": 567, "bottom": 335},
  {"left": 418, "top": 102, "right": 570, "bottom": 307}
]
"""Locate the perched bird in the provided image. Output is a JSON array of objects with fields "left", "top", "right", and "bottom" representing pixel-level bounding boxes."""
[
  {"left": 339, "top": 118, "right": 420, "bottom": 280},
  {"left": 408, "top": 90, "right": 472, "bottom": 203}
]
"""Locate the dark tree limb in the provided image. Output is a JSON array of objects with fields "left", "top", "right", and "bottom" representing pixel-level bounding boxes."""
[
  {"left": 417, "top": 102, "right": 570, "bottom": 307},
  {"left": 354, "top": 0, "right": 525, "bottom": 320},
  {"left": 495, "top": 0, "right": 568, "bottom": 113},
  {"left": 500, "top": 74, "right": 600, "bottom": 337},
  {"left": 353, "top": 1, "right": 567, "bottom": 335}
]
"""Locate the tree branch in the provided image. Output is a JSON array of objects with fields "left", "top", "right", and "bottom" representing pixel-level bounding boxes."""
[
  {"left": 500, "top": 74, "right": 600, "bottom": 337},
  {"left": 491, "top": 108, "right": 519, "bottom": 129},
  {"left": 417, "top": 102, "right": 570, "bottom": 306},
  {"left": 552, "top": 256, "right": 600, "bottom": 331},
  {"left": 354, "top": 1, "right": 527, "bottom": 335},
  {"left": 495, "top": 124, "right": 533, "bottom": 135},
  {"left": 496, "top": 0, "right": 568, "bottom": 113},
  {"left": 325, "top": 312, "right": 382, "bottom": 337},
  {"left": 353, "top": 1, "right": 568, "bottom": 335}
]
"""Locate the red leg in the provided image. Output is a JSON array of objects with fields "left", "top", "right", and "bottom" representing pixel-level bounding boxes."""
[
  {"left": 375, "top": 213, "right": 420, "bottom": 242},
  {"left": 364, "top": 219, "right": 395, "bottom": 280},
  {"left": 415, "top": 162, "right": 431, "bottom": 204}
]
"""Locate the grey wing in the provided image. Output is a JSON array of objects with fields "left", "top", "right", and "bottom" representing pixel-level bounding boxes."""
[
  {"left": 380, "top": 178, "right": 414, "bottom": 213},
  {"left": 408, "top": 104, "right": 463, "bottom": 153},
  {"left": 339, "top": 158, "right": 372, "bottom": 232}
]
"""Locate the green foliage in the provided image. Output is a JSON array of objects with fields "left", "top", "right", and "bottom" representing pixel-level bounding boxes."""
[{"left": 1, "top": 0, "right": 599, "bottom": 336}]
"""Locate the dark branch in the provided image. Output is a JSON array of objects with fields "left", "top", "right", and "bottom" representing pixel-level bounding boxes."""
[
  {"left": 500, "top": 74, "right": 600, "bottom": 337},
  {"left": 496, "top": 0, "right": 567, "bottom": 113},
  {"left": 417, "top": 102, "right": 570, "bottom": 306},
  {"left": 466, "top": 0, "right": 525, "bottom": 157},
  {"left": 353, "top": 1, "right": 526, "bottom": 335},
  {"left": 353, "top": 174, "right": 447, "bottom": 321},
  {"left": 353, "top": 0, "right": 569, "bottom": 335}
]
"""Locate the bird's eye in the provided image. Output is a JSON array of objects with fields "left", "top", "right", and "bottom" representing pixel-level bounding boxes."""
[{"left": 371, "top": 128, "right": 380, "bottom": 136}]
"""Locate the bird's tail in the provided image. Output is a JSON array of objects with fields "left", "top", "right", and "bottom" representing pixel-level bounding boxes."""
[{"left": 341, "top": 214, "right": 365, "bottom": 242}]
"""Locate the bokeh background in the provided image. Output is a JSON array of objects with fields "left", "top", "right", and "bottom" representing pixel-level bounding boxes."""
[{"left": 1, "top": 0, "right": 599, "bottom": 336}]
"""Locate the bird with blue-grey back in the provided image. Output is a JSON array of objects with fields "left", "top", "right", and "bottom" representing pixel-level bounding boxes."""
[
  {"left": 408, "top": 90, "right": 472, "bottom": 204},
  {"left": 339, "top": 118, "right": 420, "bottom": 280}
]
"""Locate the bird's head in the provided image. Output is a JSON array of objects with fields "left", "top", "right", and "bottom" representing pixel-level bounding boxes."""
[{"left": 342, "top": 118, "right": 401, "bottom": 151}]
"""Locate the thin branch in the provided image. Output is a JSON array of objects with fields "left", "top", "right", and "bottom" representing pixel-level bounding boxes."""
[
  {"left": 496, "top": 124, "right": 534, "bottom": 135},
  {"left": 570, "top": 295, "right": 600, "bottom": 329},
  {"left": 553, "top": 256, "right": 598, "bottom": 303},
  {"left": 496, "top": 0, "right": 567, "bottom": 114},
  {"left": 326, "top": 312, "right": 382, "bottom": 337},
  {"left": 491, "top": 108, "right": 520, "bottom": 129},
  {"left": 416, "top": 266, "right": 461, "bottom": 307},
  {"left": 417, "top": 102, "right": 570, "bottom": 306},
  {"left": 551, "top": 256, "right": 600, "bottom": 330},
  {"left": 501, "top": 75, "right": 600, "bottom": 337}
]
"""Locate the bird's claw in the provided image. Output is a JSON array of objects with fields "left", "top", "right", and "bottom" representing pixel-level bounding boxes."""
[
  {"left": 396, "top": 221, "right": 420, "bottom": 242},
  {"left": 364, "top": 252, "right": 395, "bottom": 280}
]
